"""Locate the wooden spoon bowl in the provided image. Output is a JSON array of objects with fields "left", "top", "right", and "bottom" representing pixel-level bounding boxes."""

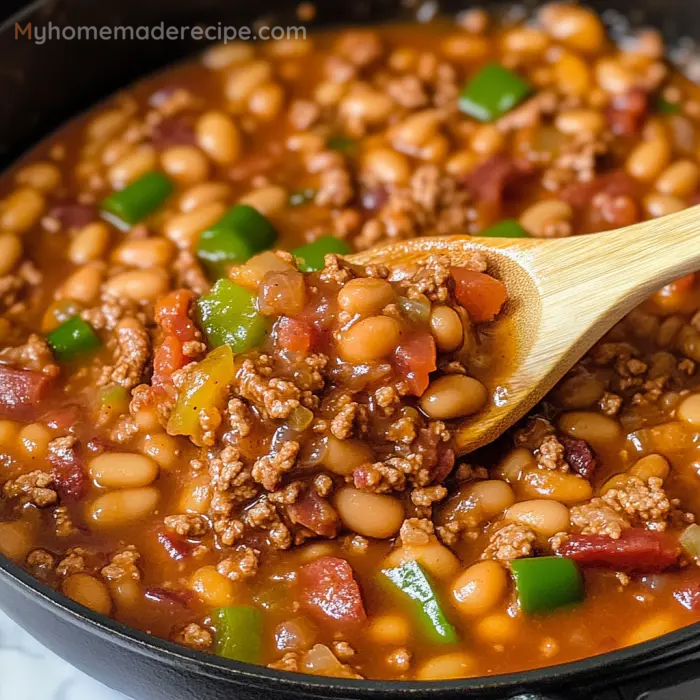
[{"left": 348, "top": 205, "right": 700, "bottom": 454}]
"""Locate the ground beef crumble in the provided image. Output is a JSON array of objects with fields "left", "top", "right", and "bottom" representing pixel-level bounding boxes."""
[
  {"left": 570, "top": 499, "right": 630, "bottom": 539},
  {"left": 0, "top": 334, "right": 59, "bottom": 376},
  {"left": 172, "top": 623, "right": 213, "bottom": 650},
  {"left": 3, "top": 470, "right": 57, "bottom": 507},
  {"left": 97, "top": 316, "right": 151, "bottom": 389},
  {"left": 234, "top": 355, "right": 302, "bottom": 420},
  {"left": 216, "top": 546, "right": 259, "bottom": 581},
  {"left": 252, "top": 441, "right": 300, "bottom": 491},
  {"left": 482, "top": 523, "right": 536, "bottom": 563},
  {"left": 601, "top": 476, "right": 673, "bottom": 531},
  {"left": 398, "top": 518, "right": 435, "bottom": 546},
  {"left": 101, "top": 546, "right": 141, "bottom": 581},
  {"left": 536, "top": 435, "right": 568, "bottom": 471},
  {"left": 164, "top": 513, "right": 209, "bottom": 537}
]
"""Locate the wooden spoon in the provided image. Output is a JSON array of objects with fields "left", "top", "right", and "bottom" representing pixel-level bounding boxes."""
[{"left": 348, "top": 205, "right": 700, "bottom": 454}]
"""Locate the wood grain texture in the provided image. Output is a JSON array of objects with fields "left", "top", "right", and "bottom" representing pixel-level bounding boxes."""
[{"left": 348, "top": 204, "right": 700, "bottom": 454}]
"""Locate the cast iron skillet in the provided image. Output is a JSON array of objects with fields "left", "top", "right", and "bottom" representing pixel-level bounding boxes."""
[{"left": 0, "top": 0, "right": 698, "bottom": 698}]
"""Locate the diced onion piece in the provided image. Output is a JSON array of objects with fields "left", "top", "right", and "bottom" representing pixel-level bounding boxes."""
[
  {"left": 680, "top": 524, "right": 700, "bottom": 560},
  {"left": 301, "top": 644, "right": 345, "bottom": 676},
  {"left": 288, "top": 405, "right": 314, "bottom": 432},
  {"left": 397, "top": 295, "right": 431, "bottom": 324}
]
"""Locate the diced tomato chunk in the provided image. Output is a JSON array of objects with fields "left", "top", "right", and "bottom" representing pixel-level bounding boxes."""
[
  {"left": 155, "top": 289, "right": 198, "bottom": 343},
  {"left": 152, "top": 334, "right": 187, "bottom": 388},
  {"left": 150, "top": 116, "right": 196, "bottom": 149},
  {"left": 299, "top": 556, "right": 367, "bottom": 624},
  {"left": 452, "top": 268, "right": 507, "bottom": 323},
  {"left": 463, "top": 154, "right": 534, "bottom": 205},
  {"left": 287, "top": 490, "right": 340, "bottom": 538},
  {"left": 558, "top": 528, "right": 681, "bottom": 573},
  {"left": 560, "top": 437, "right": 597, "bottom": 479},
  {"left": 560, "top": 170, "right": 639, "bottom": 210},
  {"left": 48, "top": 440, "right": 88, "bottom": 501},
  {"left": 157, "top": 531, "right": 192, "bottom": 561},
  {"left": 0, "top": 365, "right": 55, "bottom": 421},
  {"left": 605, "top": 89, "right": 649, "bottom": 136},
  {"left": 393, "top": 333, "right": 436, "bottom": 396},
  {"left": 48, "top": 203, "right": 95, "bottom": 230},
  {"left": 298, "top": 295, "right": 334, "bottom": 352},
  {"left": 276, "top": 316, "right": 313, "bottom": 354},
  {"left": 144, "top": 586, "right": 192, "bottom": 607}
]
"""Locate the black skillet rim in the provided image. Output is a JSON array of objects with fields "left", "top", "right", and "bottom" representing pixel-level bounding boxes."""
[
  {"left": 0, "top": 0, "right": 698, "bottom": 694},
  {"left": 1, "top": 552, "right": 699, "bottom": 695}
]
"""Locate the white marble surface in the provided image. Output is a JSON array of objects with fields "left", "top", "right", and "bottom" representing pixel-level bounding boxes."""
[{"left": 0, "top": 609, "right": 127, "bottom": 700}]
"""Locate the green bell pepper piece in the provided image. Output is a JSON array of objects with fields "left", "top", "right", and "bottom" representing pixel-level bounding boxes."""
[
  {"left": 197, "top": 229, "right": 256, "bottom": 279},
  {"left": 47, "top": 316, "right": 101, "bottom": 361},
  {"left": 327, "top": 135, "right": 356, "bottom": 153},
  {"left": 98, "top": 384, "right": 131, "bottom": 424},
  {"left": 382, "top": 560, "right": 458, "bottom": 645},
  {"left": 655, "top": 96, "right": 680, "bottom": 115},
  {"left": 214, "top": 605, "right": 263, "bottom": 664},
  {"left": 478, "top": 219, "right": 529, "bottom": 238},
  {"left": 101, "top": 171, "right": 174, "bottom": 228},
  {"left": 292, "top": 236, "right": 352, "bottom": 273},
  {"left": 196, "top": 204, "right": 278, "bottom": 278},
  {"left": 167, "top": 345, "right": 235, "bottom": 443},
  {"left": 511, "top": 557, "right": 584, "bottom": 614},
  {"left": 195, "top": 279, "right": 268, "bottom": 351},
  {"left": 458, "top": 63, "right": 531, "bottom": 122}
]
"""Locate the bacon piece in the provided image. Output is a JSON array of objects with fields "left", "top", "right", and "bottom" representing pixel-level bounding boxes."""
[
  {"left": 410, "top": 423, "right": 450, "bottom": 482},
  {"left": 157, "top": 531, "right": 192, "bottom": 561},
  {"left": 463, "top": 154, "right": 534, "bottom": 205},
  {"left": 287, "top": 490, "right": 340, "bottom": 538},
  {"left": 605, "top": 89, "right": 649, "bottom": 136},
  {"left": 144, "top": 586, "right": 192, "bottom": 607},
  {"left": 151, "top": 116, "right": 195, "bottom": 148},
  {"left": 561, "top": 170, "right": 642, "bottom": 232},
  {"left": 48, "top": 440, "right": 88, "bottom": 501},
  {"left": 360, "top": 185, "right": 389, "bottom": 212},
  {"left": 560, "top": 170, "right": 639, "bottom": 210},
  {"left": 299, "top": 556, "right": 366, "bottom": 624},
  {"left": 560, "top": 436, "right": 597, "bottom": 479},
  {"left": 0, "top": 365, "right": 55, "bottom": 421},
  {"left": 559, "top": 528, "right": 681, "bottom": 573},
  {"left": 431, "top": 446, "right": 455, "bottom": 484},
  {"left": 42, "top": 403, "right": 82, "bottom": 432},
  {"left": 48, "top": 203, "right": 95, "bottom": 230},
  {"left": 393, "top": 333, "right": 436, "bottom": 396},
  {"left": 228, "top": 150, "right": 281, "bottom": 182}
]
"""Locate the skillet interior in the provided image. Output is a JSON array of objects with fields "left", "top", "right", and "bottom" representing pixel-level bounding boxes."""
[{"left": 0, "top": 1, "right": 699, "bottom": 698}]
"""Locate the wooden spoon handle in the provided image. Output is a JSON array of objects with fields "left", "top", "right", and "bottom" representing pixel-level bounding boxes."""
[
  {"left": 527, "top": 203, "right": 700, "bottom": 312},
  {"left": 505, "top": 204, "right": 700, "bottom": 409}
]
